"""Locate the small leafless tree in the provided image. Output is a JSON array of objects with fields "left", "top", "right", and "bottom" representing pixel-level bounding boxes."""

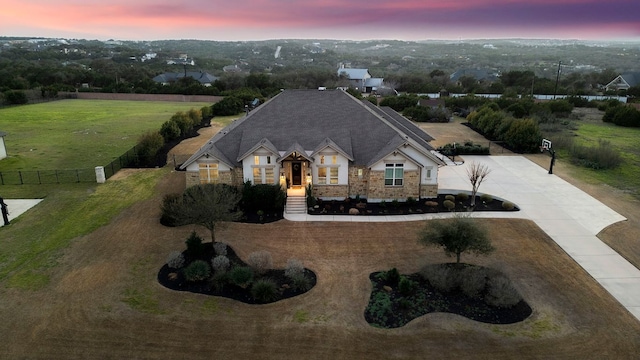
[{"left": 466, "top": 161, "right": 491, "bottom": 208}]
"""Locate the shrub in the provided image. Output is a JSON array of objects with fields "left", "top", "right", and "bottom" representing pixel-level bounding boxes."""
[
  {"left": 460, "top": 267, "right": 488, "bottom": 298},
  {"left": 502, "top": 201, "right": 515, "bottom": 210},
  {"left": 183, "top": 260, "right": 211, "bottom": 282},
  {"left": 285, "top": 258, "right": 305, "bottom": 279},
  {"left": 385, "top": 268, "right": 401, "bottom": 286},
  {"left": 242, "top": 182, "right": 286, "bottom": 214},
  {"left": 251, "top": 278, "right": 279, "bottom": 303},
  {"left": 228, "top": 266, "right": 254, "bottom": 287},
  {"left": 406, "top": 197, "right": 417, "bottom": 206},
  {"left": 211, "top": 96, "right": 244, "bottom": 116},
  {"left": 443, "top": 200, "right": 455, "bottom": 211},
  {"left": 213, "top": 242, "right": 228, "bottom": 256},
  {"left": 456, "top": 193, "right": 469, "bottom": 202},
  {"left": 569, "top": 139, "right": 622, "bottom": 169},
  {"left": 185, "top": 231, "right": 205, "bottom": 257},
  {"left": 3, "top": 90, "right": 28, "bottom": 105},
  {"left": 211, "top": 271, "right": 228, "bottom": 291},
  {"left": 398, "top": 276, "right": 416, "bottom": 295},
  {"left": 480, "top": 193, "right": 493, "bottom": 204},
  {"left": 166, "top": 251, "right": 185, "bottom": 269},
  {"left": 136, "top": 131, "right": 164, "bottom": 165},
  {"left": 421, "top": 265, "right": 458, "bottom": 293},
  {"left": 289, "top": 273, "right": 312, "bottom": 291},
  {"left": 485, "top": 275, "right": 522, "bottom": 308},
  {"left": 160, "top": 120, "right": 181, "bottom": 142},
  {"left": 160, "top": 193, "right": 185, "bottom": 227},
  {"left": 247, "top": 251, "right": 273, "bottom": 275},
  {"left": 211, "top": 255, "right": 230, "bottom": 273},
  {"left": 444, "top": 194, "right": 455, "bottom": 202}
]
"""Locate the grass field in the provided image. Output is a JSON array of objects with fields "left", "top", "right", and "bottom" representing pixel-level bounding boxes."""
[
  {"left": 564, "top": 110, "right": 640, "bottom": 197},
  {"left": 0, "top": 99, "right": 211, "bottom": 171}
]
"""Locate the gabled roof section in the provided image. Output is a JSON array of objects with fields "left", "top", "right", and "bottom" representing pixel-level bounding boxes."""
[
  {"left": 337, "top": 68, "right": 370, "bottom": 80},
  {"left": 180, "top": 140, "right": 235, "bottom": 169},
  {"left": 366, "top": 134, "right": 445, "bottom": 168},
  {"left": 364, "top": 78, "right": 384, "bottom": 88},
  {"left": 311, "top": 137, "right": 354, "bottom": 161},
  {"left": 363, "top": 102, "right": 435, "bottom": 147},
  {"left": 237, "top": 137, "right": 279, "bottom": 162},
  {"left": 279, "top": 142, "right": 313, "bottom": 162}
]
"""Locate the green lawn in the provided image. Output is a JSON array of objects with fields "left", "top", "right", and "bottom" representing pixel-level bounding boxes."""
[
  {"left": 0, "top": 168, "right": 168, "bottom": 290},
  {"left": 566, "top": 120, "right": 640, "bottom": 197},
  {"left": 0, "top": 99, "right": 210, "bottom": 171}
]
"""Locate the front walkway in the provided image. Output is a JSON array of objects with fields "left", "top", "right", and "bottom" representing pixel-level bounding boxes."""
[{"left": 285, "top": 156, "right": 640, "bottom": 321}]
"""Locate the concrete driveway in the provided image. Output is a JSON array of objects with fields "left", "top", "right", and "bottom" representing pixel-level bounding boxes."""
[{"left": 0, "top": 199, "right": 42, "bottom": 227}]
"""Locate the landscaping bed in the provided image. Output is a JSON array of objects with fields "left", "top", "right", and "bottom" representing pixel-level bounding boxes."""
[
  {"left": 308, "top": 193, "right": 519, "bottom": 216},
  {"left": 158, "top": 240, "right": 316, "bottom": 304},
  {"left": 365, "top": 264, "right": 532, "bottom": 328}
]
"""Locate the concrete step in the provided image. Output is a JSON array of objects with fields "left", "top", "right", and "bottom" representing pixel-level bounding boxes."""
[{"left": 286, "top": 196, "right": 307, "bottom": 214}]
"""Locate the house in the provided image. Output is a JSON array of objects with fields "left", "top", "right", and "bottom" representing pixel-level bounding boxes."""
[
  {"left": 152, "top": 71, "right": 218, "bottom": 86},
  {"left": 605, "top": 73, "right": 640, "bottom": 92},
  {"left": 337, "top": 66, "right": 384, "bottom": 94},
  {"left": 0, "top": 131, "right": 7, "bottom": 160},
  {"left": 180, "top": 89, "right": 445, "bottom": 202}
]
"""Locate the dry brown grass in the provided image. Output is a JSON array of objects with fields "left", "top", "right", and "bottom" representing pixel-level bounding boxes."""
[{"left": 2, "top": 118, "right": 640, "bottom": 359}]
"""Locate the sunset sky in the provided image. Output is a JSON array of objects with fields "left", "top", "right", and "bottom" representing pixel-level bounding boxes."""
[{"left": 1, "top": 0, "right": 639, "bottom": 41}]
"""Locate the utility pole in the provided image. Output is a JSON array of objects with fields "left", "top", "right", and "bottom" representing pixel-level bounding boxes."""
[{"left": 553, "top": 61, "right": 562, "bottom": 99}]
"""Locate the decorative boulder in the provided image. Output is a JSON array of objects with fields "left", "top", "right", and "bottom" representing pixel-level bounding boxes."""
[{"left": 349, "top": 208, "right": 360, "bottom": 215}]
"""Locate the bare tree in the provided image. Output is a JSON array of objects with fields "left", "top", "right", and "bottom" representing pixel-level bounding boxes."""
[
  {"left": 466, "top": 161, "right": 491, "bottom": 208},
  {"left": 168, "top": 183, "right": 243, "bottom": 243}
]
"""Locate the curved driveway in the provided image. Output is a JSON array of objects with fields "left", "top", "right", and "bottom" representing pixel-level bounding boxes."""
[{"left": 286, "top": 156, "right": 640, "bottom": 321}]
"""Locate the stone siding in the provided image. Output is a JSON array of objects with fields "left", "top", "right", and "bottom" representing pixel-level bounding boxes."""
[
  {"left": 314, "top": 185, "right": 349, "bottom": 199},
  {"left": 367, "top": 170, "right": 421, "bottom": 201},
  {"left": 185, "top": 169, "right": 235, "bottom": 188},
  {"left": 420, "top": 184, "right": 438, "bottom": 198},
  {"left": 348, "top": 166, "right": 369, "bottom": 198}
]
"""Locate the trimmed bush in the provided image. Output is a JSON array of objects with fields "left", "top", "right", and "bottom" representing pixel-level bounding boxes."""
[
  {"left": 166, "top": 251, "right": 185, "bottom": 269},
  {"left": 251, "top": 278, "right": 278, "bottom": 303},
  {"left": 460, "top": 267, "right": 488, "bottom": 298},
  {"left": 385, "top": 268, "right": 401, "bottom": 286},
  {"left": 228, "top": 266, "right": 254, "bottom": 287},
  {"left": 211, "top": 255, "right": 230, "bottom": 273},
  {"left": 456, "top": 193, "right": 469, "bottom": 202},
  {"left": 289, "top": 273, "right": 312, "bottom": 292},
  {"left": 247, "top": 250, "right": 273, "bottom": 275},
  {"left": 183, "top": 260, "right": 211, "bottom": 282},
  {"left": 136, "top": 130, "right": 164, "bottom": 166},
  {"left": 185, "top": 231, "right": 205, "bottom": 257},
  {"left": 502, "top": 201, "right": 515, "bottom": 210},
  {"left": 421, "top": 265, "right": 458, "bottom": 293},
  {"left": 285, "top": 258, "right": 305, "bottom": 279},
  {"left": 485, "top": 275, "right": 522, "bottom": 308},
  {"left": 443, "top": 200, "right": 455, "bottom": 211},
  {"left": 398, "top": 276, "right": 416, "bottom": 295},
  {"left": 445, "top": 194, "right": 456, "bottom": 202},
  {"left": 213, "top": 242, "right": 228, "bottom": 256},
  {"left": 480, "top": 193, "right": 494, "bottom": 204}
]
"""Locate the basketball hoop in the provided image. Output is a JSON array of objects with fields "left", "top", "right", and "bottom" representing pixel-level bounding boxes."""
[{"left": 541, "top": 139, "right": 552, "bottom": 152}]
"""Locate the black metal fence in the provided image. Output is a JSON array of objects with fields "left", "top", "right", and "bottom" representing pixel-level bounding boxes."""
[{"left": 0, "top": 144, "right": 147, "bottom": 185}]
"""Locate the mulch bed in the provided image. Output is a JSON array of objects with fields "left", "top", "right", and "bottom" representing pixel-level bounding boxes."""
[
  {"left": 157, "top": 242, "right": 316, "bottom": 304},
  {"left": 365, "top": 266, "right": 532, "bottom": 328},
  {"left": 308, "top": 194, "right": 519, "bottom": 216}
]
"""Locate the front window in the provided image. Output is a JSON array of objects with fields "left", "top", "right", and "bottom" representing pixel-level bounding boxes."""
[
  {"left": 317, "top": 166, "right": 339, "bottom": 185},
  {"left": 199, "top": 163, "right": 219, "bottom": 184},
  {"left": 385, "top": 163, "right": 403, "bottom": 186},
  {"left": 253, "top": 166, "right": 275, "bottom": 185}
]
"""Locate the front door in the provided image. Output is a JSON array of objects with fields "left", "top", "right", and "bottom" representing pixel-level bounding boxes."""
[{"left": 292, "top": 161, "right": 302, "bottom": 186}]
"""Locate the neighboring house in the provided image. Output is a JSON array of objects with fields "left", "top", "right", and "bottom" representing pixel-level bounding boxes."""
[
  {"left": 153, "top": 71, "right": 218, "bottom": 86},
  {"left": 605, "top": 73, "right": 640, "bottom": 92},
  {"left": 180, "top": 89, "right": 445, "bottom": 202},
  {"left": 0, "top": 131, "right": 7, "bottom": 160},
  {"left": 337, "top": 66, "right": 384, "bottom": 93},
  {"left": 223, "top": 64, "right": 243, "bottom": 73},
  {"left": 449, "top": 68, "right": 499, "bottom": 85}
]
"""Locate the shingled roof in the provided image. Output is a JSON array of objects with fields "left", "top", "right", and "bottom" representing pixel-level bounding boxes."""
[{"left": 181, "top": 89, "right": 440, "bottom": 169}]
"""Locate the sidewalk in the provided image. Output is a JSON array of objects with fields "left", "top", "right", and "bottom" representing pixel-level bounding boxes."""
[{"left": 285, "top": 156, "right": 640, "bottom": 321}]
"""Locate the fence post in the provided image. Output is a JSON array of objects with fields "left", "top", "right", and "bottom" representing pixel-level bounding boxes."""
[
  {"left": 37, "top": 170, "right": 41, "bottom": 184},
  {"left": 0, "top": 172, "right": 3, "bottom": 185},
  {"left": 95, "top": 166, "right": 106, "bottom": 183},
  {"left": 19, "top": 171, "right": 23, "bottom": 185}
]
